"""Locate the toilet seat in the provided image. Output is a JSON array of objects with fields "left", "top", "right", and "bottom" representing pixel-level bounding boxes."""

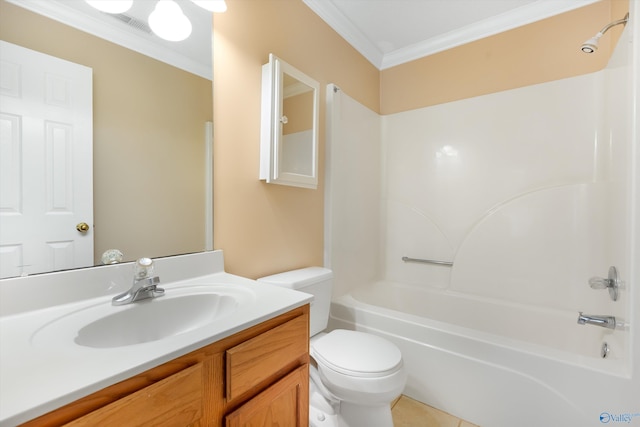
[
  {"left": 311, "top": 330, "right": 403, "bottom": 378},
  {"left": 311, "top": 330, "right": 406, "bottom": 407}
]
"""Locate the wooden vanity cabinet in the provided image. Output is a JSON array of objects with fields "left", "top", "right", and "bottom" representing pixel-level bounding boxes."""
[{"left": 21, "top": 305, "right": 310, "bottom": 427}]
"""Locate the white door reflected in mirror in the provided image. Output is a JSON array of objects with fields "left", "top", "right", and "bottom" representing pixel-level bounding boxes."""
[
  {"left": 0, "top": 41, "right": 94, "bottom": 278},
  {"left": 260, "top": 54, "right": 319, "bottom": 189}
]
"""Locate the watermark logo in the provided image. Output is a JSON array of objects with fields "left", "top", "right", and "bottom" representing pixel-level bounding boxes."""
[{"left": 600, "top": 411, "right": 640, "bottom": 424}]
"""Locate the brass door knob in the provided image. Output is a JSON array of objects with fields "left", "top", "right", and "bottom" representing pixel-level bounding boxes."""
[{"left": 76, "top": 222, "right": 90, "bottom": 233}]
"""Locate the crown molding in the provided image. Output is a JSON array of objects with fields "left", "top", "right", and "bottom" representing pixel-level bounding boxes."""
[
  {"left": 5, "top": 0, "right": 211, "bottom": 79},
  {"left": 303, "top": 0, "right": 384, "bottom": 68},
  {"left": 303, "top": 0, "right": 602, "bottom": 70}
]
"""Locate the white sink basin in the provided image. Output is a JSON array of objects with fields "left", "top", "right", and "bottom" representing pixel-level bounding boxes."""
[{"left": 31, "top": 285, "right": 255, "bottom": 349}]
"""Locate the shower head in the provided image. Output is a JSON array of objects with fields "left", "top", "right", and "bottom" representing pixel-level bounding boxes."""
[
  {"left": 581, "top": 33, "right": 602, "bottom": 53},
  {"left": 581, "top": 13, "right": 629, "bottom": 54}
]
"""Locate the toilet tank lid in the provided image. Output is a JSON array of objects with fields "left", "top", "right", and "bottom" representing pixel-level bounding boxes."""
[{"left": 257, "top": 267, "right": 333, "bottom": 289}]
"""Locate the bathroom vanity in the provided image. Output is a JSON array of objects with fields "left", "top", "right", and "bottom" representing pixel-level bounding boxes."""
[
  {"left": 24, "top": 306, "right": 309, "bottom": 426},
  {"left": 0, "top": 251, "right": 312, "bottom": 426}
]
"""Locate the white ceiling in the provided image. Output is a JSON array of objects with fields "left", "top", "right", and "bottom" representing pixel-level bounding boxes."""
[
  {"left": 8, "top": 0, "right": 601, "bottom": 77},
  {"left": 303, "top": 0, "right": 601, "bottom": 69}
]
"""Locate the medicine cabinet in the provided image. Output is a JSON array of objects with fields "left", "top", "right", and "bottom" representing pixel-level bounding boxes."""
[{"left": 260, "top": 54, "right": 320, "bottom": 189}]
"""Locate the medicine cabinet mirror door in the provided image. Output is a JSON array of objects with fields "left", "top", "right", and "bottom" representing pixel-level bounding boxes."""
[{"left": 260, "top": 54, "right": 320, "bottom": 189}]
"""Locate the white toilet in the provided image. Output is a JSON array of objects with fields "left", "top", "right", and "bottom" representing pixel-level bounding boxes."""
[{"left": 258, "top": 267, "right": 406, "bottom": 427}]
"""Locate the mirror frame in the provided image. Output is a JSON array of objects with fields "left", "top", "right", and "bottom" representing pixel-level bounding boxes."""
[{"left": 260, "top": 54, "right": 320, "bottom": 189}]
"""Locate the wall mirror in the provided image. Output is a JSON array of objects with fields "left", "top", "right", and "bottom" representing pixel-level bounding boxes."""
[
  {"left": 0, "top": 0, "right": 213, "bottom": 278},
  {"left": 260, "top": 54, "right": 320, "bottom": 189}
]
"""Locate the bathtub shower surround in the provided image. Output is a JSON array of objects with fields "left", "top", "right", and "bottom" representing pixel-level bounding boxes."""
[
  {"left": 329, "top": 72, "right": 628, "bottom": 350},
  {"left": 381, "top": 68, "right": 631, "bottom": 309},
  {"left": 379, "top": 70, "right": 630, "bottom": 368},
  {"left": 325, "top": 7, "right": 638, "bottom": 427}
]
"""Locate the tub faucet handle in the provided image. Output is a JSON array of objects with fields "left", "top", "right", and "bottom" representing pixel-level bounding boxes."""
[
  {"left": 588, "top": 266, "right": 619, "bottom": 301},
  {"left": 588, "top": 277, "right": 610, "bottom": 289}
]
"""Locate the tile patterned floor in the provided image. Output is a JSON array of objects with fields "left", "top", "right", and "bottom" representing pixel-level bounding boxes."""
[{"left": 391, "top": 395, "right": 480, "bottom": 427}]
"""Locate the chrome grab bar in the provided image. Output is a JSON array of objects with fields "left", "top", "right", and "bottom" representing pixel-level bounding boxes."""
[{"left": 401, "top": 256, "right": 453, "bottom": 266}]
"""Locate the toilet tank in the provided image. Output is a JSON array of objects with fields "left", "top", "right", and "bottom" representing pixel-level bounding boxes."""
[{"left": 257, "top": 267, "right": 333, "bottom": 336}]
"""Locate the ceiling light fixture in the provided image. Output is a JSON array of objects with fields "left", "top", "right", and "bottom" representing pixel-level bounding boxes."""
[
  {"left": 190, "top": 0, "right": 227, "bottom": 13},
  {"left": 85, "top": 0, "right": 226, "bottom": 42},
  {"left": 148, "top": 0, "right": 192, "bottom": 42},
  {"left": 85, "top": 0, "right": 133, "bottom": 14}
]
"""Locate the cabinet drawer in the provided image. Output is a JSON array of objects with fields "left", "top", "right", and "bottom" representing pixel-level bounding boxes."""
[
  {"left": 226, "top": 314, "right": 308, "bottom": 401},
  {"left": 64, "top": 363, "right": 203, "bottom": 427}
]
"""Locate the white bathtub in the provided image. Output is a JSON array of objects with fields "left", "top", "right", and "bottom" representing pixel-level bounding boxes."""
[{"left": 328, "top": 281, "right": 635, "bottom": 427}]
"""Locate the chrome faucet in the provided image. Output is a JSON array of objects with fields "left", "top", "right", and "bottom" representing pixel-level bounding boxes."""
[
  {"left": 112, "top": 257, "right": 164, "bottom": 306},
  {"left": 577, "top": 312, "right": 617, "bottom": 330}
]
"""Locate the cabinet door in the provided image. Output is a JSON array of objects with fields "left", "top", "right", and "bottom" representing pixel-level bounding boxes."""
[
  {"left": 226, "top": 314, "right": 308, "bottom": 402},
  {"left": 259, "top": 54, "right": 320, "bottom": 189},
  {"left": 64, "top": 363, "right": 203, "bottom": 427},
  {"left": 225, "top": 364, "right": 308, "bottom": 427}
]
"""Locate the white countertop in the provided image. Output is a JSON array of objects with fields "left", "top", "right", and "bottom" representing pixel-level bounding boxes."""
[{"left": 0, "top": 251, "right": 312, "bottom": 426}]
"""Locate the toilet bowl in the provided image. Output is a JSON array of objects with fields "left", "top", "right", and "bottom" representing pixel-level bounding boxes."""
[{"left": 258, "top": 267, "right": 406, "bottom": 427}]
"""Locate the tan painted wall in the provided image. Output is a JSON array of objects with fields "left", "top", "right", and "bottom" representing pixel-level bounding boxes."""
[
  {"left": 381, "top": 0, "right": 628, "bottom": 114},
  {"left": 212, "top": 0, "right": 379, "bottom": 278},
  {"left": 214, "top": 0, "right": 627, "bottom": 279},
  {"left": 2, "top": 0, "right": 626, "bottom": 280},
  {"left": 0, "top": 1, "right": 212, "bottom": 266}
]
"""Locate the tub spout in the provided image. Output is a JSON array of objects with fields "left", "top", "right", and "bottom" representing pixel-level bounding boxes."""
[{"left": 577, "top": 312, "right": 616, "bottom": 330}]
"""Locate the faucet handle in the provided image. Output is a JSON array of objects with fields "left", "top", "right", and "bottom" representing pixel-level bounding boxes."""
[
  {"left": 588, "top": 276, "right": 610, "bottom": 289},
  {"left": 588, "top": 266, "right": 619, "bottom": 302},
  {"left": 134, "top": 257, "right": 154, "bottom": 280}
]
